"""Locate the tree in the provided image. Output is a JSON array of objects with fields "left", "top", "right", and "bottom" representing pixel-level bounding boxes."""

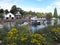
[
  {"left": 53, "top": 8, "right": 58, "bottom": 18},
  {"left": 0, "top": 9, "right": 4, "bottom": 18},
  {"left": 10, "top": 5, "right": 17, "bottom": 15},
  {"left": 36, "top": 12, "right": 44, "bottom": 17},
  {"left": 4, "top": 9, "right": 9, "bottom": 14},
  {"left": 29, "top": 11, "right": 32, "bottom": 15},
  {"left": 0, "top": 9, "right": 4, "bottom": 13},
  {"left": 31, "top": 12, "right": 36, "bottom": 15},
  {"left": 46, "top": 12, "right": 52, "bottom": 21},
  {"left": 10, "top": 5, "right": 24, "bottom": 16},
  {"left": 18, "top": 8, "right": 24, "bottom": 15},
  {"left": 23, "top": 11, "right": 28, "bottom": 15},
  {"left": 0, "top": 13, "right": 3, "bottom": 18}
]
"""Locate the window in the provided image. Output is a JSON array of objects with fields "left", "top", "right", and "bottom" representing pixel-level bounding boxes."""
[
  {"left": 9, "top": 15, "right": 11, "bottom": 17},
  {"left": 6, "top": 17, "right": 8, "bottom": 19},
  {"left": 12, "top": 17, "right": 14, "bottom": 19},
  {"left": 16, "top": 17, "right": 18, "bottom": 19}
]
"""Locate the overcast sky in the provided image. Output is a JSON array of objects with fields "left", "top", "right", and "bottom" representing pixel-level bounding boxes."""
[{"left": 0, "top": 0, "right": 60, "bottom": 15}]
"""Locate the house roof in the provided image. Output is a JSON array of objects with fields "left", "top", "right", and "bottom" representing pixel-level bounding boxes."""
[
  {"left": 31, "top": 16, "right": 37, "bottom": 20},
  {"left": 15, "top": 12, "right": 21, "bottom": 15},
  {"left": 5, "top": 13, "right": 14, "bottom": 17}
]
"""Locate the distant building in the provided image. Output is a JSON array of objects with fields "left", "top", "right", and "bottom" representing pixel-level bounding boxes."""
[
  {"left": 31, "top": 16, "right": 37, "bottom": 20},
  {"left": 4, "top": 13, "right": 15, "bottom": 20},
  {"left": 15, "top": 12, "right": 21, "bottom": 19},
  {"left": 4, "top": 13, "right": 15, "bottom": 28}
]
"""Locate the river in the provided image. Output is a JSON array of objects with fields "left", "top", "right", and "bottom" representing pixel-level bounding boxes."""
[{"left": 29, "top": 19, "right": 60, "bottom": 32}]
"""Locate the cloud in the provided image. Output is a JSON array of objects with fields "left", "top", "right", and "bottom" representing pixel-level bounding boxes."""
[
  {"left": 22, "top": 7, "right": 46, "bottom": 13},
  {"left": 45, "top": 1, "right": 60, "bottom": 15},
  {"left": 22, "top": 0, "right": 60, "bottom": 15},
  {"left": 0, "top": 0, "right": 24, "bottom": 10},
  {"left": 0, "top": 0, "right": 60, "bottom": 15},
  {"left": 0, "top": 0, "right": 15, "bottom": 10},
  {"left": 23, "top": 0, "right": 60, "bottom": 15}
]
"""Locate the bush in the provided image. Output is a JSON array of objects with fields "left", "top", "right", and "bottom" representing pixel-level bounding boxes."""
[{"left": 3, "top": 27, "right": 47, "bottom": 45}]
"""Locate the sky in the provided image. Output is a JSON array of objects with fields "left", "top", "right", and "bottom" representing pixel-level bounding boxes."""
[{"left": 0, "top": 0, "right": 60, "bottom": 15}]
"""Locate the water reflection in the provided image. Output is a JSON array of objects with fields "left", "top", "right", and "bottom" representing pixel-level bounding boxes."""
[
  {"left": 30, "top": 19, "right": 55, "bottom": 32},
  {"left": 30, "top": 24, "right": 46, "bottom": 32},
  {"left": 37, "top": 24, "right": 46, "bottom": 29},
  {"left": 30, "top": 19, "right": 60, "bottom": 32},
  {"left": 51, "top": 19, "right": 54, "bottom": 25},
  {"left": 58, "top": 19, "right": 60, "bottom": 24}
]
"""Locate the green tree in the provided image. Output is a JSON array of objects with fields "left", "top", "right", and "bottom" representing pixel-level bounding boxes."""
[
  {"left": 36, "top": 12, "right": 44, "bottom": 17},
  {"left": 0, "top": 9, "right": 4, "bottom": 18},
  {"left": 23, "top": 11, "right": 28, "bottom": 15},
  {"left": 18, "top": 8, "right": 24, "bottom": 15},
  {"left": 0, "top": 13, "right": 3, "bottom": 18},
  {"left": 10, "top": 5, "right": 17, "bottom": 15},
  {"left": 4, "top": 9, "right": 9, "bottom": 14},
  {"left": 54, "top": 8, "right": 58, "bottom": 18},
  {"left": 46, "top": 12, "right": 52, "bottom": 21},
  {"left": 10, "top": 5, "right": 24, "bottom": 15},
  {"left": 29, "top": 11, "right": 32, "bottom": 15},
  {"left": 0, "top": 9, "right": 4, "bottom": 13}
]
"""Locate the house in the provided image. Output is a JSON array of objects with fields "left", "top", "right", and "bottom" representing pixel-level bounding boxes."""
[
  {"left": 31, "top": 16, "right": 37, "bottom": 20},
  {"left": 4, "top": 13, "right": 15, "bottom": 20},
  {"left": 4, "top": 13, "right": 15, "bottom": 28},
  {"left": 15, "top": 12, "right": 21, "bottom": 19},
  {"left": 31, "top": 16, "right": 47, "bottom": 25}
]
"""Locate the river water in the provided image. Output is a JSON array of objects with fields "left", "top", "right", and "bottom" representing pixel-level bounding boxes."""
[{"left": 29, "top": 19, "right": 60, "bottom": 32}]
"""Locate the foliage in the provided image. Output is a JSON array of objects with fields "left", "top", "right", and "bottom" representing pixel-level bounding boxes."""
[
  {"left": 0, "top": 13, "right": 4, "bottom": 18},
  {"left": 10, "top": 5, "right": 23, "bottom": 15},
  {"left": 54, "top": 19, "right": 57, "bottom": 25},
  {"left": 30, "top": 33, "right": 47, "bottom": 45},
  {"left": 36, "top": 12, "right": 44, "bottom": 17},
  {"left": 0, "top": 25, "right": 60, "bottom": 45},
  {"left": 10, "top": 5, "right": 17, "bottom": 15},
  {"left": 3, "top": 26, "right": 47, "bottom": 45},
  {"left": 0, "top": 9, "right": 4, "bottom": 13},
  {"left": 52, "top": 28, "right": 60, "bottom": 42},
  {"left": 46, "top": 12, "right": 52, "bottom": 21},
  {"left": 36, "top": 26, "right": 60, "bottom": 44},
  {"left": 0, "top": 29, "right": 7, "bottom": 40},
  {"left": 4, "top": 9, "right": 9, "bottom": 14},
  {"left": 53, "top": 8, "right": 58, "bottom": 18},
  {"left": 4, "top": 27, "right": 19, "bottom": 45},
  {"left": 0, "top": 26, "right": 9, "bottom": 40}
]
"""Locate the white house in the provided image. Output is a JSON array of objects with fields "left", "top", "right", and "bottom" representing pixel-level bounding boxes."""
[
  {"left": 31, "top": 16, "right": 37, "bottom": 20},
  {"left": 4, "top": 13, "right": 15, "bottom": 28},
  {"left": 4, "top": 13, "right": 15, "bottom": 20},
  {"left": 15, "top": 12, "right": 21, "bottom": 19}
]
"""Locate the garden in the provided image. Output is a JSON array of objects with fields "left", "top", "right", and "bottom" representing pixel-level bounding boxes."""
[{"left": 0, "top": 24, "right": 60, "bottom": 45}]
